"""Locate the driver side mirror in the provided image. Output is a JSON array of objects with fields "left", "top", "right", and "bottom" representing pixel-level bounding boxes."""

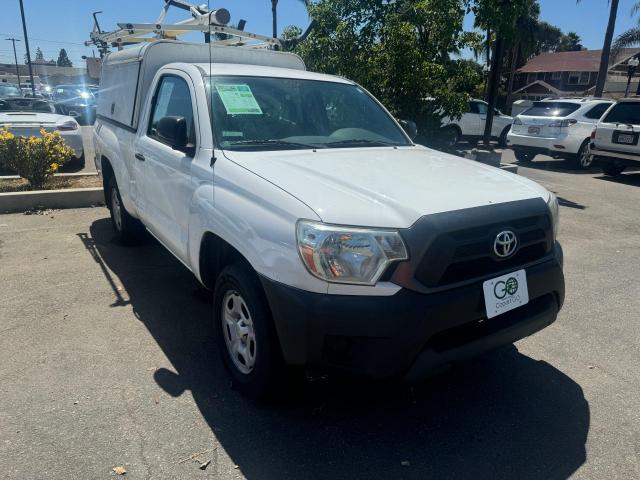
[
  {"left": 157, "top": 116, "right": 189, "bottom": 153},
  {"left": 398, "top": 119, "right": 418, "bottom": 140}
]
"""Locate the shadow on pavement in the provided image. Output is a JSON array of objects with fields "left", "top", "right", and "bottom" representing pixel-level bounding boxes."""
[
  {"left": 80, "top": 218, "right": 589, "bottom": 480},
  {"left": 515, "top": 158, "right": 598, "bottom": 175},
  {"left": 595, "top": 172, "right": 640, "bottom": 187}
]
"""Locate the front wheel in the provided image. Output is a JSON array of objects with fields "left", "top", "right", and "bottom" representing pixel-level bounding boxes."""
[
  {"left": 602, "top": 163, "right": 626, "bottom": 176},
  {"left": 515, "top": 150, "right": 534, "bottom": 163},
  {"left": 575, "top": 140, "right": 593, "bottom": 169},
  {"left": 214, "top": 263, "right": 283, "bottom": 398},
  {"left": 440, "top": 126, "right": 460, "bottom": 148}
]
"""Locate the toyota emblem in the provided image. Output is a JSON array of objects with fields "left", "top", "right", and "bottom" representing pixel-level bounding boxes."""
[{"left": 494, "top": 230, "right": 518, "bottom": 258}]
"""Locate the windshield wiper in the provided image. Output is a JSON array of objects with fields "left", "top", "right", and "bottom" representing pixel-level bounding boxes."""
[
  {"left": 226, "top": 139, "right": 321, "bottom": 150},
  {"left": 325, "top": 138, "right": 396, "bottom": 148}
]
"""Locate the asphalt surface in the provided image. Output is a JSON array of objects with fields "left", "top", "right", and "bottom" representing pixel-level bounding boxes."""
[{"left": 1, "top": 155, "right": 639, "bottom": 479}]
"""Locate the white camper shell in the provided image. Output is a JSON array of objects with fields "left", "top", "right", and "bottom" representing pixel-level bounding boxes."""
[{"left": 97, "top": 40, "right": 306, "bottom": 129}]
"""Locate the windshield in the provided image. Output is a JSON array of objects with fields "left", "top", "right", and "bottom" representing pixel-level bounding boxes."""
[
  {"left": 522, "top": 102, "right": 581, "bottom": 118},
  {"left": 0, "top": 84, "right": 21, "bottom": 98},
  {"left": 207, "top": 76, "right": 411, "bottom": 151},
  {"left": 602, "top": 102, "right": 640, "bottom": 125},
  {"left": 0, "top": 98, "right": 56, "bottom": 113}
]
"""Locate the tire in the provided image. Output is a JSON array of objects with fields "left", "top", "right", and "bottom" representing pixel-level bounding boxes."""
[
  {"left": 106, "top": 177, "right": 145, "bottom": 244},
  {"left": 440, "top": 126, "right": 461, "bottom": 148},
  {"left": 498, "top": 126, "right": 510, "bottom": 148},
  {"left": 602, "top": 163, "right": 626, "bottom": 176},
  {"left": 66, "top": 153, "right": 85, "bottom": 171},
  {"left": 515, "top": 150, "right": 534, "bottom": 163},
  {"left": 575, "top": 140, "right": 593, "bottom": 169},
  {"left": 213, "top": 263, "right": 283, "bottom": 399}
]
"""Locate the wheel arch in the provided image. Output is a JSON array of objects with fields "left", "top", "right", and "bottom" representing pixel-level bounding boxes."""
[{"left": 198, "top": 231, "right": 251, "bottom": 291}]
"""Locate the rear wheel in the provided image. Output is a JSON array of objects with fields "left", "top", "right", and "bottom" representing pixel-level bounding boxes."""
[
  {"left": 602, "top": 163, "right": 626, "bottom": 176},
  {"left": 575, "top": 140, "right": 593, "bottom": 169},
  {"left": 515, "top": 150, "right": 534, "bottom": 163},
  {"left": 440, "top": 126, "right": 460, "bottom": 148},
  {"left": 498, "top": 126, "right": 510, "bottom": 148},
  {"left": 213, "top": 263, "right": 283, "bottom": 399},
  {"left": 107, "top": 177, "right": 145, "bottom": 244}
]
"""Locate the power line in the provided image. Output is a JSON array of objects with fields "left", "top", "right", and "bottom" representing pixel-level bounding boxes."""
[{"left": 0, "top": 32, "right": 86, "bottom": 47}]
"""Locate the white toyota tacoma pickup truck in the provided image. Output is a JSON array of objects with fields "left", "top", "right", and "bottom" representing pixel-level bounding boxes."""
[{"left": 94, "top": 41, "right": 564, "bottom": 397}]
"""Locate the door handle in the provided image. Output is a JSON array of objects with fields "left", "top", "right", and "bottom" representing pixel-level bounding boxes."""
[
  {"left": 135, "top": 153, "right": 145, "bottom": 162},
  {"left": 480, "top": 117, "right": 487, "bottom": 121}
]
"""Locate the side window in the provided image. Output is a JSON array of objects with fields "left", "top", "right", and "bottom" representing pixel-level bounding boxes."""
[
  {"left": 148, "top": 76, "right": 196, "bottom": 148},
  {"left": 469, "top": 102, "right": 479, "bottom": 114},
  {"left": 584, "top": 103, "right": 612, "bottom": 120},
  {"left": 475, "top": 102, "right": 489, "bottom": 115}
]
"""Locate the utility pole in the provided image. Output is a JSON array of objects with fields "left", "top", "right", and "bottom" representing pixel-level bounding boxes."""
[
  {"left": 18, "top": 0, "right": 36, "bottom": 95},
  {"left": 5, "top": 38, "right": 22, "bottom": 89}
]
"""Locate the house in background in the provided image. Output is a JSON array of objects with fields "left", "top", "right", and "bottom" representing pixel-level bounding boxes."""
[{"left": 512, "top": 48, "right": 640, "bottom": 102}]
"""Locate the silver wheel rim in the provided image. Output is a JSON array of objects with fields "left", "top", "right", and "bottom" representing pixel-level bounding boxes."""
[
  {"left": 221, "top": 290, "right": 256, "bottom": 375},
  {"left": 580, "top": 146, "right": 592, "bottom": 168},
  {"left": 111, "top": 187, "right": 123, "bottom": 232}
]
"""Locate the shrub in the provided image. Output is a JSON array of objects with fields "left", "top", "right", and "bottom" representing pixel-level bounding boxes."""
[{"left": 0, "top": 128, "right": 74, "bottom": 190}]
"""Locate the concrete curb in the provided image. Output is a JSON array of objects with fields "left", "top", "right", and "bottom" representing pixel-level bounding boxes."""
[
  {"left": 0, "top": 171, "right": 99, "bottom": 180},
  {"left": 0, "top": 188, "right": 104, "bottom": 214}
]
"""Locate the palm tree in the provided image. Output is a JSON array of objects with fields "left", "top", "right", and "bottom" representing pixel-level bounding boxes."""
[
  {"left": 271, "top": 0, "right": 311, "bottom": 39},
  {"left": 612, "top": 2, "right": 640, "bottom": 52},
  {"left": 580, "top": 0, "right": 620, "bottom": 97}
]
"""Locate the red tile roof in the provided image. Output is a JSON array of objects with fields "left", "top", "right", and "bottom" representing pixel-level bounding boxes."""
[{"left": 518, "top": 48, "right": 640, "bottom": 73}]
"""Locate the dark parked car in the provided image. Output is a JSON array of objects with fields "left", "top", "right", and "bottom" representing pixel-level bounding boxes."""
[
  {"left": 50, "top": 85, "right": 97, "bottom": 125},
  {"left": 0, "top": 83, "right": 22, "bottom": 98}
]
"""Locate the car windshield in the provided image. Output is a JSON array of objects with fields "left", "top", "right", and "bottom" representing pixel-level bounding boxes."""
[
  {"left": 523, "top": 102, "right": 581, "bottom": 117},
  {"left": 602, "top": 102, "right": 640, "bottom": 125},
  {"left": 0, "top": 98, "right": 56, "bottom": 113},
  {"left": 207, "top": 76, "right": 411, "bottom": 151},
  {"left": 0, "top": 84, "right": 21, "bottom": 98}
]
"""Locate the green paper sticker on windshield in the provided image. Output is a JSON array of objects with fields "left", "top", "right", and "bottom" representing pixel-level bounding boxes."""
[{"left": 215, "top": 84, "right": 263, "bottom": 115}]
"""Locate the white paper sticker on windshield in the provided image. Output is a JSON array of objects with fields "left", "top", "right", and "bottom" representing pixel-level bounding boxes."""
[{"left": 215, "top": 84, "right": 263, "bottom": 115}]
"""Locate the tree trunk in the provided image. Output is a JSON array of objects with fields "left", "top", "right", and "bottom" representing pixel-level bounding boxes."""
[
  {"left": 272, "top": 0, "right": 278, "bottom": 38},
  {"left": 595, "top": 0, "right": 620, "bottom": 97},
  {"left": 483, "top": 37, "right": 506, "bottom": 147},
  {"left": 504, "top": 44, "right": 518, "bottom": 116}
]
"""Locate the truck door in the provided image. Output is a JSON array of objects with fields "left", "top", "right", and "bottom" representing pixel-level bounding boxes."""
[{"left": 133, "top": 72, "right": 199, "bottom": 263}]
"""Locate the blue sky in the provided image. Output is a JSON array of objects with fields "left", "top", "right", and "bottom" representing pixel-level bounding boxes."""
[{"left": 0, "top": 0, "right": 639, "bottom": 65}]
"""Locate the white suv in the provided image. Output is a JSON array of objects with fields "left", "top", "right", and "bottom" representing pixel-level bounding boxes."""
[
  {"left": 590, "top": 98, "right": 640, "bottom": 176},
  {"left": 507, "top": 98, "right": 613, "bottom": 169},
  {"left": 441, "top": 99, "right": 513, "bottom": 147}
]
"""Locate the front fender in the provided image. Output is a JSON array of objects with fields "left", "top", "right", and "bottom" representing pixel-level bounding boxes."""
[{"left": 188, "top": 157, "right": 328, "bottom": 294}]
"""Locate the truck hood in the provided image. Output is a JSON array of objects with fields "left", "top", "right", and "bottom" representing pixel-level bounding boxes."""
[{"left": 223, "top": 146, "right": 549, "bottom": 228}]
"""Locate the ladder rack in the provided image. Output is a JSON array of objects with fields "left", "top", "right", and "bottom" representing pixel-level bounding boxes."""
[{"left": 86, "top": 0, "right": 282, "bottom": 56}]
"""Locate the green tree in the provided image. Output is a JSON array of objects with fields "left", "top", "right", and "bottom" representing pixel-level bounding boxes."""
[
  {"left": 292, "top": 0, "right": 481, "bottom": 136},
  {"left": 472, "top": 0, "right": 531, "bottom": 144},
  {"left": 557, "top": 32, "right": 583, "bottom": 51},
  {"left": 56, "top": 48, "right": 73, "bottom": 67},
  {"left": 35, "top": 47, "right": 44, "bottom": 62},
  {"left": 612, "top": 2, "right": 640, "bottom": 53}
]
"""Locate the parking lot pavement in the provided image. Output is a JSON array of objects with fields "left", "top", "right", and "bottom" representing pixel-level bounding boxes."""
[{"left": 1, "top": 163, "right": 639, "bottom": 479}]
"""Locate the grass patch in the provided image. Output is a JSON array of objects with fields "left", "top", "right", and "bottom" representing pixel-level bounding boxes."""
[{"left": 0, "top": 175, "right": 102, "bottom": 193}]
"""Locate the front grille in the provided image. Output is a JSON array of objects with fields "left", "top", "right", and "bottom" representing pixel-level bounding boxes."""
[
  {"left": 389, "top": 199, "right": 556, "bottom": 293},
  {"left": 412, "top": 211, "right": 553, "bottom": 289}
]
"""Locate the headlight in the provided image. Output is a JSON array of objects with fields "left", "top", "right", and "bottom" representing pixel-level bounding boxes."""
[
  {"left": 547, "top": 192, "right": 559, "bottom": 240},
  {"left": 296, "top": 220, "right": 408, "bottom": 285}
]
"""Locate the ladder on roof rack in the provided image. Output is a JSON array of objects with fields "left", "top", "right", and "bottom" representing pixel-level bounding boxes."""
[{"left": 85, "top": 0, "right": 285, "bottom": 57}]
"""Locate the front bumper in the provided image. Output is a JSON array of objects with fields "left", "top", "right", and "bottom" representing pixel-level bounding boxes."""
[{"left": 261, "top": 244, "right": 564, "bottom": 381}]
